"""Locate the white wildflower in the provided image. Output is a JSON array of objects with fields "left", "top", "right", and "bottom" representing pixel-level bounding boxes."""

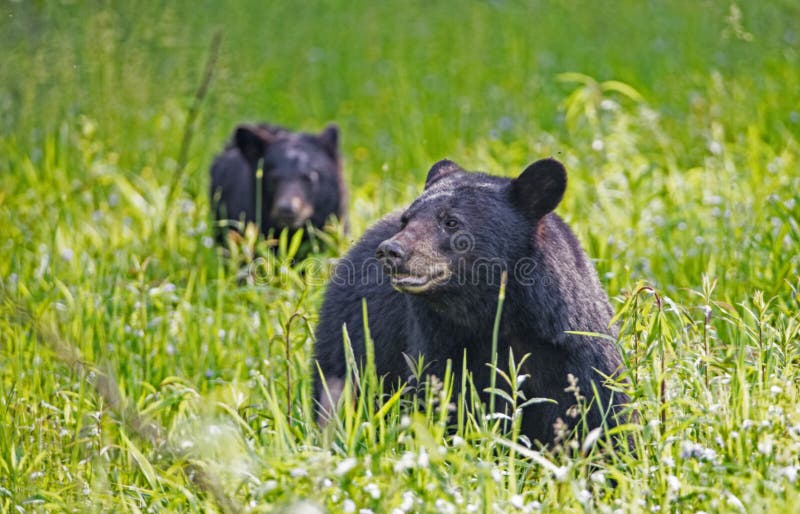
[
  {"left": 768, "top": 405, "right": 784, "bottom": 417},
  {"left": 394, "top": 452, "right": 416, "bottom": 472},
  {"left": 336, "top": 458, "right": 357, "bottom": 476},
  {"left": 60, "top": 248, "right": 74, "bottom": 262},
  {"left": 364, "top": 483, "right": 381, "bottom": 499},
  {"left": 780, "top": 466, "right": 798, "bottom": 484},
  {"left": 417, "top": 448, "right": 429, "bottom": 468},
  {"left": 290, "top": 468, "right": 308, "bottom": 478},
  {"left": 600, "top": 99, "right": 619, "bottom": 111},
  {"left": 667, "top": 474, "right": 681, "bottom": 493},
  {"left": 434, "top": 499, "right": 455, "bottom": 514},
  {"left": 396, "top": 491, "right": 415, "bottom": 512},
  {"left": 553, "top": 466, "right": 569, "bottom": 481},
  {"left": 491, "top": 467, "right": 502, "bottom": 483}
]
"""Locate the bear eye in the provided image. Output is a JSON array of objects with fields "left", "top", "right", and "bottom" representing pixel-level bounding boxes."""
[{"left": 444, "top": 218, "right": 459, "bottom": 230}]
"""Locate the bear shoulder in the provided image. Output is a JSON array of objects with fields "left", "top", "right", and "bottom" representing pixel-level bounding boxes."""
[{"left": 523, "top": 212, "right": 615, "bottom": 341}]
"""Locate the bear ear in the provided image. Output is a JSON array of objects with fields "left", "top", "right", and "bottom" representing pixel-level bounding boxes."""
[
  {"left": 425, "top": 159, "right": 462, "bottom": 189},
  {"left": 318, "top": 123, "right": 339, "bottom": 157},
  {"left": 510, "top": 158, "right": 567, "bottom": 222},
  {"left": 234, "top": 124, "right": 272, "bottom": 166}
]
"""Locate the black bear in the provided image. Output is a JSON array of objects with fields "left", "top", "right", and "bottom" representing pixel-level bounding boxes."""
[
  {"left": 313, "top": 158, "right": 628, "bottom": 446},
  {"left": 209, "top": 122, "right": 346, "bottom": 248}
]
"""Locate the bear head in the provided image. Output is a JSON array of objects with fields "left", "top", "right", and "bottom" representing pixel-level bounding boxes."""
[
  {"left": 234, "top": 123, "right": 340, "bottom": 230},
  {"left": 375, "top": 158, "right": 567, "bottom": 296}
]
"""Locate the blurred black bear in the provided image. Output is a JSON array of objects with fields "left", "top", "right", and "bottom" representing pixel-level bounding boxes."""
[
  {"left": 209, "top": 122, "right": 346, "bottom": 250},
  {"left": 313, "top": 158, "right": 628, "bottom": 446}
]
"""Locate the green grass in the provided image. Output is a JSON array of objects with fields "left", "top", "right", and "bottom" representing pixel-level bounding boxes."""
[{"left": 2, "top": 0, "right": 799, "bottom": 512}]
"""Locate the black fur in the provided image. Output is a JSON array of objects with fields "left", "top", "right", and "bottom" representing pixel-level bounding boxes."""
[
  {"left": 313, "top": 158, "right": 628, "bottom": 446},
  {"left": 209, "top": 123, "right": 345, "bottom": 247}
]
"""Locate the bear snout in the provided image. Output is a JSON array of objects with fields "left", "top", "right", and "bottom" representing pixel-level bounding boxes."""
[
  {"left": 375, "top": 238, "right": 407, "bottom": 272},
  {"left": 274, "top": 197, "right": 302, "bottom": 219},
  {"left": 272, "top": 200, "right": 311, "bottom": 228},
  {"left": 271, "top": 183, "right": 314, "bottom": 228}
]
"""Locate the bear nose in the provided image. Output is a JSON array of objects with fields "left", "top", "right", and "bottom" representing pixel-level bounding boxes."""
[
  {"left": 275, "top": 196, "right": 302, "bottom": 219},
  {"left": 376, "top": 239, "right": 407, "bottom": 270},
  {"left": 275, "top": 202, "right": 296, "bottom": 219}
]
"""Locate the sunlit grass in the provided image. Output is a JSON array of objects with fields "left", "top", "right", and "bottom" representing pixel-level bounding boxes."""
[{"left": 1, "top": 1, "right": 799, "bottom": 512}]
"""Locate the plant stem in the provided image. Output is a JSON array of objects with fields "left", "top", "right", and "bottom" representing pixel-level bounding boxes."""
[{"left": 489, "top": 271, "right": 507, "bottom": 418}]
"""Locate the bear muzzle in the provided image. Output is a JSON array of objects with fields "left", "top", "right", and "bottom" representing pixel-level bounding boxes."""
[
  {"left": 271, "top": 187, "right": 314, "bottom": 229},
  {"left": 376, "top": 237, "right": 451, "bottom": 293}
]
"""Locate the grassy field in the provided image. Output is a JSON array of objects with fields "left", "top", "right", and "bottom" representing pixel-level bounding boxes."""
[{"left": 2, "top": 0, "right": 799, "bottom": 512}]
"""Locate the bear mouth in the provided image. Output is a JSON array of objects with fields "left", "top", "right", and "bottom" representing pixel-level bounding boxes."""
[
  {"left": 271, "top": 203, "right": 314, "bottom": 230},
  {"left": 389, "top": 270, "right": 450, "bottom": 293},
  {"left": 275, "top": 217, "right": 308, "bottom": 230}
]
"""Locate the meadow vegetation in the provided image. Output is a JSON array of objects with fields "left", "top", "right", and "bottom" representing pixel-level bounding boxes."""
[{"left": 1, "top": 1, "right": 799, "bottom": 512}]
